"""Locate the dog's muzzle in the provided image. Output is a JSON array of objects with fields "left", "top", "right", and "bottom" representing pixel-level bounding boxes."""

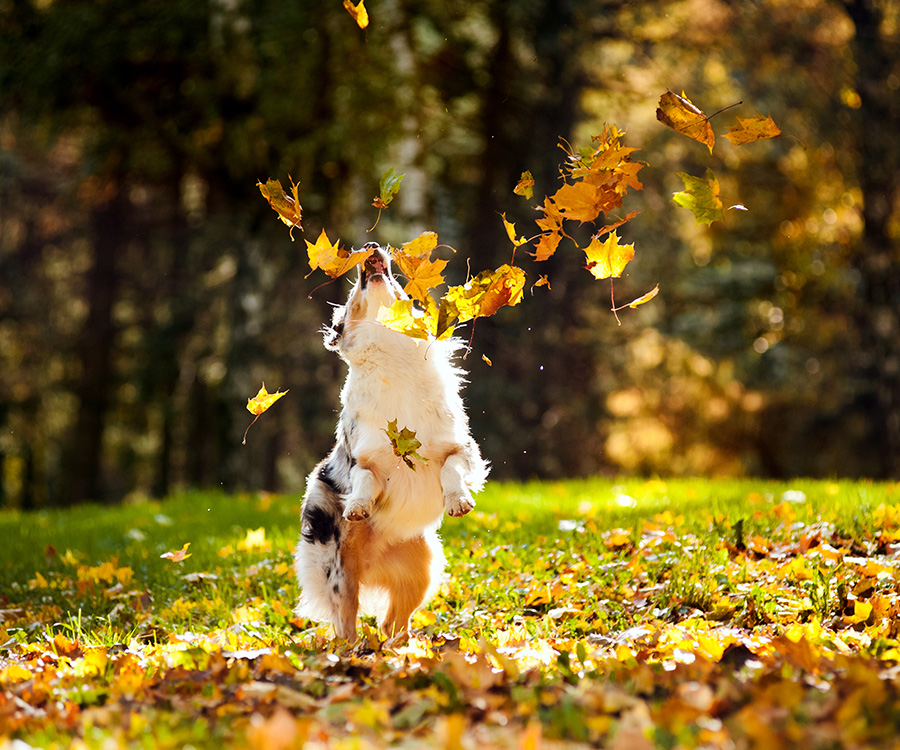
[{"left": 361, "top": 243, "right": 389, "bottom": 287}]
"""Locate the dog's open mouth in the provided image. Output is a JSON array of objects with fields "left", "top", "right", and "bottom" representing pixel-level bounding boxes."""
[{"left": 362, "top": 250, "right": 389, "bottom": 287}]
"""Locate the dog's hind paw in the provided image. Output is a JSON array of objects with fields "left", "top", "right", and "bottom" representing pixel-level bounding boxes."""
[
  {"left": 444, "top": 491, "right": 475, "bottom": 518},
  {"left": 342, "top": 498, "right": 373, "bottom": 522}
]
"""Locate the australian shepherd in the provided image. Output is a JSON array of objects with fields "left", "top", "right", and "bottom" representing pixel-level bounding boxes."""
[{"left": 294, "top": 242, "right": 489, "bottom": 644}]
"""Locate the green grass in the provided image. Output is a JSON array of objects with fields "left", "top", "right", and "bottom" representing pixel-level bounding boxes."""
[{"left": 2, "top": 478, "right": 900, "bottom": 748}]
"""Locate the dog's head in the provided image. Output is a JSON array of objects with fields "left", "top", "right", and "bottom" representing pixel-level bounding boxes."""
[{"left": 324, "top": 242, "right": 408, "bottom": 352}]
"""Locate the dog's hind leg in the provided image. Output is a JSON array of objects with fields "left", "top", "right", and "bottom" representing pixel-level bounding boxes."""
[
  {"left": 368, "top": 531, "right": 445, "bottom": 645},
  {"left": 295, "top": 472, "right": 363, "bottom": 642}
]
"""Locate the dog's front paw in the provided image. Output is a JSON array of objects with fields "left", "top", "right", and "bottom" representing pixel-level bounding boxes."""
[
  {"left": 444, "top": 491, "right": 475, "bottom": 518},
  {"left": 343, "top": 498, "right": 373, "bottom": 522}
]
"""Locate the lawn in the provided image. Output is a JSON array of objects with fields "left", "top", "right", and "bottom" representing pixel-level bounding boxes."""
[{"left": 2, "top": 478, "right": 900, "bottom": 748}]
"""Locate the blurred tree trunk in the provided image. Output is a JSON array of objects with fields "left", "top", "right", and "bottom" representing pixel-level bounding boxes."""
[
  {"left": 61, "top": 182, "right": 126, "bottom": 505},
  {"left": 844, "top": 0, "right": 900, "bottom": 477}
]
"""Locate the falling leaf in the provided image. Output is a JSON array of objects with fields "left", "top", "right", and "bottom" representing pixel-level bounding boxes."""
[
  {"left": 372, "top": 167, "right": 404, "bottom": 210},
  {"left": 533, "top": 275, "right": 551, "bottom": 291},
  {"left": 514, "top": 171, "right": 535, "bottom": 200},
  {"left": 343, "top": 0, "right": 369, "bottom": 29},
  {"left": 246, "top": 383, "right": 289, "bottom": 416},
  {"left": 481, "top": 354, "right": 492, "bottom": 366},
  {"left": 243, "top": 382, "right": 289, "bottom": 445},
  {"left": 304, "top": 229, "right": 369, "bottom": 278},
  {"left": 390, "top": 241, "right": 449, "bottom": 304},
  {"left": 583, "top": 230, "right": 635, "bottom": 280},
  {"left": 397, "top": 255, "right": 449, "bottom": 303},
  {"left": 552, "top": 180, "right": 611, "bottom": 224},
  {"left": 257, "top": 178, "right": 303, "bottom": 238},
  {"left": 723, "top": 113, "right": 781, "bottom": 146},
  {"left": 623, "top": 284, "right": 660, "bottom": 309},
  {"left": 384, "top": 419, "right": 428, "bottom": 471},
  {"left": 656, "top": 90, "right": 716, "bottom": 153},
  {"left": 595, "top": 210, "right": 640, "bottom": 240},
  {"left": 672, "top": 169, "right": 724, "bottom": 226},
  {"left": 377, "top": 297, "right": 442, "bottom": 340},
  {"left": 401, "top": 231, "right": 439, "bottom": 257},
  {"left": 438, "top": 264, "right": 526, "bottom": 338},
  {"left": 160, "top": 543, "right": 192, "bottom": 563},
  {"left": 501, "top": 213, "right": 528, "bottom": 247}
]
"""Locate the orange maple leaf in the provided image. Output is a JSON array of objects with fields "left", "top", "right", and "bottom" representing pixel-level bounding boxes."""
[{"left": 257, "top": 178, "right": 303, "bottom": 238}]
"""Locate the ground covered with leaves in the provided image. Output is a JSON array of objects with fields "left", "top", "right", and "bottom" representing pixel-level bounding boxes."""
[{"left": 3, "top": 479, "right": 900, "bottom": 748}]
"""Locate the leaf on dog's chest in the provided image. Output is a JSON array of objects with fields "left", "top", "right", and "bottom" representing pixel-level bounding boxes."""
[{"left": 384, "top": 419, "right": 428, "bottom": 471}]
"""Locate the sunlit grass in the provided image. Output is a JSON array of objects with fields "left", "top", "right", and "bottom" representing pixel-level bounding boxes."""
[{"left": 2, "top": 478, "right": 900, "bottom": 749}]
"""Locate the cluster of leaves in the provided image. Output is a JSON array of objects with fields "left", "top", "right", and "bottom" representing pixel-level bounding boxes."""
[
  {"left": 253, "top": 92, "right": 782, "bottom": 450},
  {"left": 3, "top": 481, "right": 900, "bottom": 748},
  {"left": 656, "top": 90, "right": 782, "bottom": 225}
]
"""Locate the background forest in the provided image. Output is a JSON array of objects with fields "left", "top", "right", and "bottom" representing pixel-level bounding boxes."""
[{"left": 0, "top": 0, "right": 898, "bottom": 509}]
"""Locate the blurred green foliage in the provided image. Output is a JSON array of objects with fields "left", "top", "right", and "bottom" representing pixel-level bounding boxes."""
[{"left": 0, "top": 0, "right": 898, "bottom": 507}]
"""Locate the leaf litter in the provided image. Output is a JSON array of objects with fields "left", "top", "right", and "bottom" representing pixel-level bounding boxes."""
[{"left": 3, "top": 481, "right": 900, "bottom": 747}]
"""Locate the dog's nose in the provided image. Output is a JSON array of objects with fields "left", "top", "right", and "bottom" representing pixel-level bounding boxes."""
[{"left": 362, "top": 241, "right": 380, "bottom": 251}]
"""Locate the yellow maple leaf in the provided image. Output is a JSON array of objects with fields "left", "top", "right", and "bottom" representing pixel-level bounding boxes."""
[
  {"left": 305, "top": 229, "right": 369, "bottom": 279},
  {"left": 377, "top": 298, "right": 439, "bottom": 340},
  {"left": 243, "top": 382, "right": 289, "bottom": 445},
  {"left": 723, "top": 113, "right": 782, "bottom": 146},
  {"left": 501, "top": 213, "right": 528, "bottom": 247},
  {"left": 583, "top": 230, "right": 635, "bottom": 280},
  {"left": 439, "top": 264, "right": 526, "bottom": 336},
  {"left": 343, "top": 0, "right": 369, "bottom": 28},
  {"left": 393, "top": 253, "right": 449, "bottom": 303},
  {"left": 246, "top": 382, "right": 288, "bottom": 416},
  {"left": 401, "top": 231, "right": 439, "bottom": 257},
  {"left": 656, "top": 90, "right": 715, "bottom": 153}
]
